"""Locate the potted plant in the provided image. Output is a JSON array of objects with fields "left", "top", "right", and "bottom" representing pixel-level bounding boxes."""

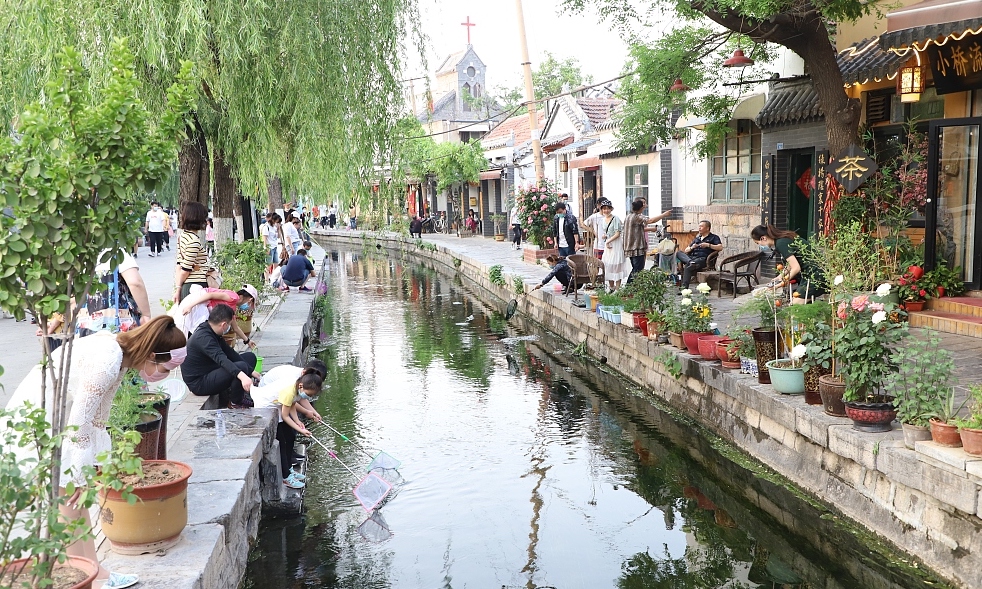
[
  {"left": 646, "top": 309, "right": 667, "bottom": 339},
  {"left": 490, "top": 213, "right": 507, "bottom": 241},
  {"left": 735, "top": 287, "right": 782, "bottom": 384},
  {"left": 801, "top": 320, "right": 833, "bottom": 405},
  {"left": 698, "top": 334, "right": 726, "bottom": 361},
  {"left": 0, "top": 43, "right": 194, "bottom": 586},
  {"left": 619, "top": 270, "right": 669, "bottom": 325},
  {"left": 619, "top": 295, "right": 638, "bottom": 327},
  {"left": 720, "top": 326, "right": 753, "bottom": 371},
  {"left": 896, "top": 265, "right": 930, "bottom": 312},
  {"left": 835, "top": 293, "right": 908, "bottom": 432},
  {"left": 929, "top": 386, "right": 968, "bottom": 447},
  {"left": 882, "top": 334, "right": 955, "bottom": 449},
  {"left": 956, "top": 385, "right": 982, "bottom": 456},
  {"left": 598, "top": 292, "right": 624, "bottom": 323},
  {"left": 679, "top": 284, "right": 714, "bottom": 355},
  {"left": 109, "top": 371, "right": 164, "bottom": 461},
  {"left": 924, "top": 262, "right": 964, "bottom": 298}
]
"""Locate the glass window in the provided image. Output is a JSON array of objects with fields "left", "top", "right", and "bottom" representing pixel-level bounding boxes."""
[
  {"left": 710, "top": 119, "right": 762, "bottom": 203},
  {"left": 625, "top": 165, "right": 649, "bottom": 212}
]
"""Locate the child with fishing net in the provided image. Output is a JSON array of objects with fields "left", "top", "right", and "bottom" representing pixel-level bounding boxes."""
[{"left": 276, "top": 370, "right": 325, "bottom": 489}]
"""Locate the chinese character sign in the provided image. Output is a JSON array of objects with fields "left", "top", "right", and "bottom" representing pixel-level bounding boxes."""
[
  {"left": 831, "top": 144, "right": 877, "bottom": 193},
  {"left": 815, "top": 149, "right": 830, "bottom": 233},
  {"left": 761, "top": 155, "right": 774, "bottom": 225},
  {"left": 929, "top": 34, "right": 982, "bottom": 95}
]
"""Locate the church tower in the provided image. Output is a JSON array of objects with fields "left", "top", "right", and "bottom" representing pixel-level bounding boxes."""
[{"left": 418, "top": 42, "right": 501, "bottom": 144}]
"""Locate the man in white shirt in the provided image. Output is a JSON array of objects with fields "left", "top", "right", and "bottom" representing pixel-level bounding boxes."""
[{"left": 144, "top": 201, "right": 169, "bottom": 257}]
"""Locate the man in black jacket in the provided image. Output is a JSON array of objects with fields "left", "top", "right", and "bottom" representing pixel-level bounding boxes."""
[
  {"left": 552, "top": 202, "right": 582, "bottom": 257},
  {"left": 182, "top": 304, "right": 259, "bottom": 408}
]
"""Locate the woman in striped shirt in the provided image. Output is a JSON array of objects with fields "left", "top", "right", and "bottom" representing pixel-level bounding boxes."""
[{"left": 174, "top": 201, "right": 211, "bottom": 302}]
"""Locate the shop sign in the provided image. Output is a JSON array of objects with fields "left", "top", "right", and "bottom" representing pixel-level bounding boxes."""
[
  {"left": 928, "top": 34, "right": 982, "bottom": 95},
  {"left": 815, "top": 150, "right": 830, "bottom": 233},
  {"left": 831, "top": 144, "right": 878, "bottom": 193},
  {"left": 761, "top": 155, "right": 774, "bottom": 225}
]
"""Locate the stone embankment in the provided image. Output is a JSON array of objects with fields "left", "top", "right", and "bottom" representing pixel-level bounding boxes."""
[{"left": 314, "top": 228, "right": 982, "bottom": 589}]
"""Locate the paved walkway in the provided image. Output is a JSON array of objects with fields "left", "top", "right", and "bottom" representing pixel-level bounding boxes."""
[{"left": 323, "top": 228, "right": 982, "bottom": 406}]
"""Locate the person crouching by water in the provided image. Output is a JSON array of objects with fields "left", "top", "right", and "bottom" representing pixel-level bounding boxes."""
[
  {"left": 750, "top": 224, "right": 825, "bottom": 303},
  {"left": 276, "top": 370, "right": 324, "bottom": 489},
  {"left": 532, "top": 255, "right": 573, "bottom": 295}
]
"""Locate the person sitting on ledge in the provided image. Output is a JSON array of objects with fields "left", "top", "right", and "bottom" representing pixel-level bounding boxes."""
[{"left": 182, "top": 304, "right": 259, "bottom": 408}]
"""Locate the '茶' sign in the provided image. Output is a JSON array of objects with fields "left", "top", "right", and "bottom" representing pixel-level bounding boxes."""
[{"left": 928, "top": 33, "right": 982, "bottom": 95}]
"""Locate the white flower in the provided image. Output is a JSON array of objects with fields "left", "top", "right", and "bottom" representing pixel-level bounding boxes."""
[
  {"left": 696, "top": 282, "right": 711, "bottom": 293},
  {"left": 875, "top": 283, "right": 892, "bottom": 296},
  {"left": 680, "top": 298, "right": 692, "bottom": 306},
  {"left": 871, "top": 310, "right": 887, "bottom": 324},
  {"left": 833, "top": 275, "right": 844, "bottom": 286},
  {"left": 790, "top": 344, "right": 807, "bottom": 361},
  {"left": 680, "top": 289, "right": 692, "bottom": 296}
]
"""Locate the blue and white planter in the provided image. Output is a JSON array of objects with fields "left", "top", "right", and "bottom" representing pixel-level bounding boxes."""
[{"left": 740, "top": 356, "right": 759, "bottom": 377}]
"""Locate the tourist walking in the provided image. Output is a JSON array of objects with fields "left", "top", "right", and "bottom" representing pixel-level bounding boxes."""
[
  {"left": 182, "top": 304, "right": 259, "bottom": 408},
  {"left": 751, "top": 224, "right": 825, "bottom": 302},
  {"left": 260, "top": 213, "right": 281, "bottom": 274},
  {"left": 623, "top": 199, "right": 672, "bottom": 283},
  {"left": 510, "top": 204, "right": 522, "bottom": 249},
  {"left": 285, "top": 215, "right": 303, "bottom": 255},
  {"left": 144, "top": 201, "right": 169, "bottom": 257},
  {"left": 168, "top": 208, "right": 178, "bottom": 250},
  {"left": 598, "top": 198, "right": 626, "bottom": 291},
  {"left": 676, "top": 220, "right": 722, "bottom": 289},
  {"left": 551, "top": 202, "right": 581, "bottom": 257},
  {"left": 174, "top": 201, "right": 211, "bottom": 302},
  {"left": 348, "top": 204, "right": 357, "bottom": 230},
  {"left": 205, "top": 219, "right": 215, "bottom": 256}
]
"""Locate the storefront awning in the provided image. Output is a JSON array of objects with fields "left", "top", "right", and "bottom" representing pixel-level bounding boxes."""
[
  {"left": 839, "top": 37, "right": 910, "bottom": 84},
  {"left": 569, "top": 155, "right": 601, "bottom": 169},
  {"left": 479, "top": 170, "right": 501, "bottom": 180},
  {"left": 880, "top": 0, "right": 982, "bottom": 50},
  {"left": 552, "top": 138, "right": 599, "bottom": 155},
  {"left": 675, "top": 94, "right": 765, "bottom": 129}
]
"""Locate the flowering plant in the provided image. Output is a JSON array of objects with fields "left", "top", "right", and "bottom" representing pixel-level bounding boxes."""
[
  {"left": 677, "top": 283, "right": 713, "bottom": 332},
  {"left": 833, "top": 293, "right": 908, "bottom": 401},
  {"left": 895, "top": 265, "right": 929, "bottom": 302},
  {"left": 515, "top": 181, "right": 561, "bottom": 248}
]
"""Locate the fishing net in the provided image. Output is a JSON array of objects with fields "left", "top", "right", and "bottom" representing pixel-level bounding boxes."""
[
  {"left": 367, "top": 450, "right": 401, "bottom": 472},
  {"left": 356, "top": 511, "right": 393, "bottom": 542},
  {"left": 353, "top": 471, "right": 393, "bottom": 512}
]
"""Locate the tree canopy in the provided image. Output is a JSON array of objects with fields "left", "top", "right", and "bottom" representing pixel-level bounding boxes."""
[
  {"left": 497, "top": 51, "right": 596, "bottom": 113},
  {"left": 563, "top": 0, "right": 890, "bottom": 157}
]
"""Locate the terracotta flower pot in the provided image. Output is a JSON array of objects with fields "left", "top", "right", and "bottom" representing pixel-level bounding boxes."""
[
  {"left": 4, "top": 556, "right": 98, "bottom": 589},
  {"left": 751, "top": 328, "right": 779, "bottom": 385},
  {"left": 930, "top": 419, "right": 962, "bottom": 447},
  {"left": 682, "top": 331, "right": 712, "bottom": 355},
  {"left": 669, "top": 332, "right": 685, "bottom": 349},
  {"left": 818, "top": 374, "right": 847, "bottom": 417},
  {"left": 903, "top": 300, "right": 926, "bottom": 312},
  {"left": 100, "top": 460, "right": 193, "bottom": 555},
  {"left": 960, "top": 427, "right": 982, "bottom": 456},
  {"left": 937, "top": 286, "right": 946, "bottom": 298},
  {"left": 844, "top": 398, "right": 896, "bottom": 433},
  {"left": 697, "top": 335, "right": 725, "bottom": 360},
  {"left": 716, "top": 340, "right": 741, "bottom": 369}
]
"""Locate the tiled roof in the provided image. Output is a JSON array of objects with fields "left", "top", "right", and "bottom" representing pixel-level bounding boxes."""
[
  {"left": 838, "top": 37, "right": 909, "bottom": 84},
  {"left": 436, "top": 50, "right": 466, "bottom": 75},
  {"left": 755, "top": 78, "right": 822, "bottom": 128},
  {"left": 576, "top": 98, "right": 621, "bottom": 129},
  {"left": 482, "top": 111, "right": 545, "bottom": 147}
]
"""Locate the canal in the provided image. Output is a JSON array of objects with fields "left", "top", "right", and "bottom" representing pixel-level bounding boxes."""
[{"left": 243, "top": 248, "right": 947, "bottom": 589}]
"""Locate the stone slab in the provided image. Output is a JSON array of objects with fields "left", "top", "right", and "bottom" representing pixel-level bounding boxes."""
[
  {"left": 101, "top": 522, "right": 224, "bottom": 578},
  {"left": 915, "top": 440, "right": 982, "bottom": 471}
]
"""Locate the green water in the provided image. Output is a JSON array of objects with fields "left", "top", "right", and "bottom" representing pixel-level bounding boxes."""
[{"left": 243, "top": 249, "right": 947, "bottom": 589}]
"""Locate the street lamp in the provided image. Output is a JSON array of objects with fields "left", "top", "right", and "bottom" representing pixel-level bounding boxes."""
[
  {"left": 897, "top": 65, "right": 923, "bottom": 103},
  {"left": 723, "top": 48, "right": 755, "bottom": 68},
  {"left": 669, "top": 78, "right": 691, "bottom": 93}
]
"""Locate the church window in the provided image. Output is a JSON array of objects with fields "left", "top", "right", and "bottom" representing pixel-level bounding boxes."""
[{"left": 467, "top": 66, "right": 476, "bottom": 77}]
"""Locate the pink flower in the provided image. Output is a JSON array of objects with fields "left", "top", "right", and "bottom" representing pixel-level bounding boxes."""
[
  {"left": 837, "top": 301, "right": 848, "bottom": 320},
  {"left": 546, "top": 237, "right": 553, "bottom": 244},
  {"left": 541, "top": 204, "right": 548, "bottom": 211},
  {"left": 851, "top": 295, "right": 869, "bottom": 313},
  {"left": 540, "top": 195, "right": 547, "bottom": 200},
  {"left": 869, "top": 302, "right": 884, "bottom": 312}
]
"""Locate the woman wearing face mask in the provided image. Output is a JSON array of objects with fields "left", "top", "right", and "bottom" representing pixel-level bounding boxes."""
[
  {"left": 598, "top": 198, "right": 627, "bottom": 291},
  {"left": 276, "top": 371, "right": 324, "bottom": 489},
  {"left": 750, "top": 224, "right": 825, "bottom": 303},
  {"left": 5, "top": 315, "right": 186, "bottom": 588}
]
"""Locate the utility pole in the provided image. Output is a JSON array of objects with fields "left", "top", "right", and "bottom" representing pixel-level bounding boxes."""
[{"left": 515, "top": 0, "right": 544, "bottom": 182}]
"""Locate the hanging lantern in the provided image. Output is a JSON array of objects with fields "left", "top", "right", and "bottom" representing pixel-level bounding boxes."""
[
  {"left": 559, "top": 159, "right": 569, "bottom": 173},
  {"left": 723, "top": 48, "right": 754, "bottom": 68},
  {"left": 897, "top": 65, "right": 923, "bottom": 103},
  {"left": 669, "top": 78, "right": 691, "bottom": 93}
]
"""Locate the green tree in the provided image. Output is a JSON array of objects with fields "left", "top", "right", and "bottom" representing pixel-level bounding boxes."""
[
  {"left": 563, "top": 0, "right": 884, "bottom": 157},
  {"left": 0, "top": 0, "right": 420, "bottom": 243},
  {"left": 497, "top": 51, "right": 596, "bottom": 112}
]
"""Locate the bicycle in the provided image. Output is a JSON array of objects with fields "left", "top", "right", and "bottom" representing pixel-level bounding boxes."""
[{"left": 434, "top": 215, "right": 447, "bottom": 234}]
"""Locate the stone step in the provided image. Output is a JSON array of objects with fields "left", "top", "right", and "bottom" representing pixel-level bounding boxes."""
[
  {"left": 928, "top": 296, "right": 982, "bottom": 318},
  {"left": 909, "top": 309, "right": 982, "bottom": 338}
]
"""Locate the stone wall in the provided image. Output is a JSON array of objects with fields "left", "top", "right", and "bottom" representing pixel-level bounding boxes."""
[
  {"left": 314, "top": 230, "right": 982, "bottom": 589},
  {"left": 682, "top": 203, "right": 762, "bottom": 260}
]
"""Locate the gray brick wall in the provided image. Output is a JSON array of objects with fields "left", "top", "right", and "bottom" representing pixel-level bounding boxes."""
[
  {"left": 660, "top": 149, "right": 673, "bottom": 215},
  {"left": 761, "top": 120, "right": 829, "bottom": 154}
]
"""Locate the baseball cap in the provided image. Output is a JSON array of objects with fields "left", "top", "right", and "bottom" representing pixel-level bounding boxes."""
[{"left": 239, "top": 284, "right": 259, "bottom": 301}]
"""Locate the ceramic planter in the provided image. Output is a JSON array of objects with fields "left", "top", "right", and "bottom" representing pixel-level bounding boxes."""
[
  {"left": 937, "top": 286, "right": 946, "bottom": 297},
  {"left": 682, "top": 331, "right": 712, "bottom": 355},
  {"left": 843, "top": 398, "right": 896, "bottom": 433},
  {"left": 140, "top": 392, "right": 171, "bottom": 460},
  {"left": 751, "top": 328, "right": 779, "bottom": 385},
  {"left": 634, "top": 313, "right": 649, "bottom": 337},
  {"left": 803, "top": 364, "right": 831, "bottom": 405},
  {"left": 100, "top": 460, "right": 193, "bottom": 555},
  {"left": 620, "top": 310, "right": 633, "bottom": 326},
  {"left": 716, "top": 340, "right": 742, "bottom": 369},
  {"left": 610, "top": 308, "right": 622, "bottom": 324},
  {"left": 900, "top": 423, "right": 932, "bottom": 450},
  {"left": 669, "top": 332, "right": 685, "bottom": 349},
  {"left": 960, "top": 427, "right": 982, "bottom": 456},
  {"left": 588, "top": 293, "right": 599, "bottom": 311},
  {"left": 4, "top": 556, "right": 99, "bottom": 589},
  {"left": 765, "top": 360, "right": 806, "bottom": 394},
  {"left": 930, "top": 419, "right": 962, "bottom": 447},
  {"left": 131, "top": 411, "right": 162, "bottom": 461},
  {"left": 903, "top": 300, "right": 926, "bottom": 312},
  {"left": 818, "top": 375, "right": 847, "bottom": 417},
  {"left": 697, "top": 335, "right": 725, "bottom": 360}
]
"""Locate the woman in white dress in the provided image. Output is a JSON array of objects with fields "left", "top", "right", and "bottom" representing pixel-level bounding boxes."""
[
  {"left": 598, "top": 198, "right": 626, "bottom": 290},
  {"left": 5, "top": 315, "right": 187, "bottom": 588}
]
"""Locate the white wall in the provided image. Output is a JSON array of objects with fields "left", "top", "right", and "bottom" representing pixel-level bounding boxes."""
[
  {"left": 600, "top": 151, "right": 661, "bottom": 219},
  {"left": 673, "top": 135, "right": 710, "bottom": 213}
]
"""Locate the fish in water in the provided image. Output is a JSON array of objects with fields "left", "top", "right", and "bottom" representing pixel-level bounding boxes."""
[{"left": 465, "top": 315, "right": 474, "bottom": 321}]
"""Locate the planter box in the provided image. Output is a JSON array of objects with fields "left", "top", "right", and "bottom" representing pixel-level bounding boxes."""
[{"left": 523, "top": 244, "right": 559, "bottom": 263}]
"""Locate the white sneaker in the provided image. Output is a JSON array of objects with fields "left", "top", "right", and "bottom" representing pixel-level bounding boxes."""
[{"left": 105, "top": 572, "right": 139, "bottom": 589}]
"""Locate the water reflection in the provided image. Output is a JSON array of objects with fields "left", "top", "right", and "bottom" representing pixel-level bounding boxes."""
[{"left": 244, "top": 250, "right": 947, "bottom": 589}]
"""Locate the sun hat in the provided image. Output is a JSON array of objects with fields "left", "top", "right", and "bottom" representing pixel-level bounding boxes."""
[
  {"left": 598, "top": 198, "right": 613, "bottom": 209},
  {"left": 239, "top": 284, "right": 259, "bottom": 301}
]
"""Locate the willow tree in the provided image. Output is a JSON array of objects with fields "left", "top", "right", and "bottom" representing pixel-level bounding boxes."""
[
  {"left": 0, "top": 0, "right": 420, "bottom": 244},
  {"left": 563, "top": 0, "right": 889, "bottom": 157}
]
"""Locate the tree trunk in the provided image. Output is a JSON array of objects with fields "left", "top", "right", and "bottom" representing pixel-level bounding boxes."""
[
  {"left": 268, "top": 176, "right": 284, "bottom": 214},
  {"left": 178, "top": 123, "right": 210, "bottom": 206},
  {"left": 232, "top": 185, "right": 244, "bottom": 243},
  {"left": 213, "top": 149, "right": 237, "bottom": 245}
]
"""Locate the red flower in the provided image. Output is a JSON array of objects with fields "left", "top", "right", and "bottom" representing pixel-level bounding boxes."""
[
  {"left": 898, "top": 278, "right": 907, "bottom": 285},
  {"left": 919, "top": 289, "right": 927, "bottom": 297},
  {"left": 908, "top": 265, "right": 924, "bottom": 280}
]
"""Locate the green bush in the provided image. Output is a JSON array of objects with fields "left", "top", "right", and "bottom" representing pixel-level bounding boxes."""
[{"left": 212, "top": 239, "right": 270, "bottom": 297}]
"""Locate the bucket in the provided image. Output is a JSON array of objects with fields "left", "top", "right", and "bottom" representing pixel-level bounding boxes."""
[
  {"left": 255, "top": 355, "right": 264, "bottom": 373},
  {"left": 152, "top": 379, "right": 188, "bottom": 404}
]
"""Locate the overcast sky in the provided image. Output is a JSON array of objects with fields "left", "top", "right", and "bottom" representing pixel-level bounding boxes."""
[{"left": 405, "top": 0, "right": 633, "bottom": 95}]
